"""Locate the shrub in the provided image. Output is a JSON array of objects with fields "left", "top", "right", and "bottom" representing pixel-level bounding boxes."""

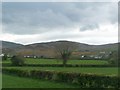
[
  {"left": 2, "top": 54, "right": 7, "bottom": 60},
  {"left": 10, "top": 55, "right": 25, "bottom": 66}
]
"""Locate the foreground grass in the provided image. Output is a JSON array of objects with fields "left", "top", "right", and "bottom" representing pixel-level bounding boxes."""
[
  {"left": 0, "top": 73, "right": 2, "bottom": 88},
  {"left": 3, "top": 67, "right": 118, "bottom": 76},
  {"left": 2, "top": 74, "right": 80, "bottom": 88}
]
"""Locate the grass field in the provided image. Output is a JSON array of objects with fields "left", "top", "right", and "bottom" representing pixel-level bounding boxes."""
[
  {"left": 2, "top": 58, "right": 118, "bottom": 76},
  {"left": 25, "top": 58, "right": 109, "bottom": 65},
  {"left": 2, "top": 74, "right": 80, "bottom": 88},
  {"left": 2, "top": 58, "right": 118, "bottom": 88},
  {"left": 0, "top": 74, "right": 2, "bottom": 88},
  {"left": 2, "top": 58, "right": 109, "bottom": 65}
]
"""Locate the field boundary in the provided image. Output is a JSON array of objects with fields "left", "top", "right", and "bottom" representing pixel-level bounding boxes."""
[
  {"left": 3, "top": 64, "right": 117, "bottom": 67},
  {"left": 2, "top": 68, "right": 120, "bottom": 88},
  {"left": 25, "top": 64, "right": 116, "bottom": 67}
]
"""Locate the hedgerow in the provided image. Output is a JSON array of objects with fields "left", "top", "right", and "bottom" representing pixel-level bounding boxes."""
[
  {"left": 2, "top": 68, "right": 119, "bottom": 88},
  {"left": 25, "top": 64, "right": 116, "bottom": 67}
]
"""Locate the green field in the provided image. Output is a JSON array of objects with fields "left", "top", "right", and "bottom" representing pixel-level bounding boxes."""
[
  {"left": 0, "top": 74, "right": 2, "bottom": 88},
  {"left": 2, "top": 58, "right": 109, "bottom": 65},
  {"left": 2, "top": 58, "right": 118, "bottom": 88},
  {"left": 25, "top": 58, "right": 109, "bottom": 65},
  {"left": 2, "top": 74, "right": 80, "bottom": 88},
  {"left": 2, "top": 58, "right": 118, "bottom": 76}
]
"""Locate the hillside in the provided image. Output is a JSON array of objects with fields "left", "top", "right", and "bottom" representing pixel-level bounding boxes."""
[
  {"left": 1, "top": 41, "right": 24, "bottom": 49},
  {"left": 25, "top": 40, "right": 118, "bottom": 51},
  {"left": 1, "top": 40, "right": 118, "bottom": 57}
]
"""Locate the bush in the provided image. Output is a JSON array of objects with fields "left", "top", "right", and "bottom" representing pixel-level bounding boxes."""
[
  {"left": 2, "top": 54, "right": 7, "bottom": 60},
  {"left": 10, "top": 55, "right": 25, "bottom": 66}
]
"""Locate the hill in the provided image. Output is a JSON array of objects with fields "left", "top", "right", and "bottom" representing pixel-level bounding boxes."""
[
  {"left": 1, "top": 41, "right": 24, "bottom": 49},
  {"left": 1, "top": 40, "right": 118, "bottom": 57}
]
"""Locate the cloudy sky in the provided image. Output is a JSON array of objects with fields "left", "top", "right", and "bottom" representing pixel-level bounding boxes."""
[{"left": 1, "top": 1, "right": 118, "bottom": 45}]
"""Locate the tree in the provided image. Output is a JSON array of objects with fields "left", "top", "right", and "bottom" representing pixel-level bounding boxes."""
[
  {"left": 108, "top": 51, "right": 118, "bottom": 66},
  {"left": 54, "top": 41, "right": 78, "bottom": 66},
  {"left": 11, "top": 55, "right": 25, "bottom": 66}
]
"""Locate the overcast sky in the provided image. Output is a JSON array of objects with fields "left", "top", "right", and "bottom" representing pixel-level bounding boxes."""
[{"left": 1, "top": 1, "right": 118, "bottom": 45}]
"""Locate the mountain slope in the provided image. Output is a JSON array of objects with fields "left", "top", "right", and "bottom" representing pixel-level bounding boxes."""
[
  {"left": 1, "top": 40, "right": 118, "bottom": 57},
  {"left": 1, "top": 41, "right": 24, "bottom": 49}
]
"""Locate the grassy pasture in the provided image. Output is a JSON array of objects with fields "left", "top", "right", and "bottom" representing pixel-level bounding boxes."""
[
  {"left": 2, "top": 58, "right": 118, "bottom": 76},
  {"left": 2, "top": 58, "right": 118, "bottom": 88},
  {"left": 2, "top": 58, "right": 109, "bottom": 65},
  {"left": 25, "top": 58, "right": 109, "bottom": 65}
]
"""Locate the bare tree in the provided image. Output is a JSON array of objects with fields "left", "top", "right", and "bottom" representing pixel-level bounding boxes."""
[{"left": 54, "top": 41, "right": 78, "bottom": 66}]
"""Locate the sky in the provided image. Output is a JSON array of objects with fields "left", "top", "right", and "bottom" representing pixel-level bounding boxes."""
[{"left": 1, "top": 1, "right": 118, "bottom": 45}]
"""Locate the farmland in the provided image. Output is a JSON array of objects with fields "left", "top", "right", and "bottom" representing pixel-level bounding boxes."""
[
  {"left": 25, "top": 58, "right": 109, "bottom": 65},
  {"left": 2, "top": 58, "right": 109, "bottom": 65},
  {"left": 2, "top": 58, "right": 118, "bottom": 76},
  {"left": 2, "top": 58, "right": 119, "bottom": 88}
]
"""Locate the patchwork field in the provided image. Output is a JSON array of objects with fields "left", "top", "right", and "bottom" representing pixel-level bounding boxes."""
[
  {"left": 2, "top": 58, "right": 118, "bottom": 76},
  {"left": 2, "top": 58, "right": 119, "bottom": 88}
]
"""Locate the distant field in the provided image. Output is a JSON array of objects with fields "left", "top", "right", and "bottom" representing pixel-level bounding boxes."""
[
  {"left": 2, "top": 58, "right": 118, "bottom": 76},
  {"left": 2, "top": 74, "right": 80, "bottom": 88},
  {"left": 3, "top": 67, "right": 118, "bottom": 76},
  {"left": 25, "top": 58, "right": 109, "bottom": 65},
  {"left": 2, "top": 58, "right": 109, "bottom": 65}
]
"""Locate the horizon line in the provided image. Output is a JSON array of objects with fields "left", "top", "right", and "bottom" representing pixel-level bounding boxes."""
[{"left": 1, "top": 40, "right": 119, "bottom": 46}]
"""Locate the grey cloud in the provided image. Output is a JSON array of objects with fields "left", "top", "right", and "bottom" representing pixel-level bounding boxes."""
[
  {"left": 80, "top": 24, "right": 99, "bottom": 31},
  {"left": 0, "top": 3, "right": 2, "bottom": 25},
  {"left": 2, "top": 2, "right": 117, "bottom": 35}
]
